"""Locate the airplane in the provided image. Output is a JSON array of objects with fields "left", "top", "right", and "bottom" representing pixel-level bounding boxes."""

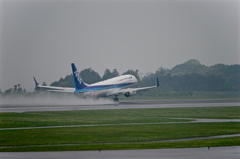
[{"left": 33, "top": 63, "right": 159, "bottom": 102}]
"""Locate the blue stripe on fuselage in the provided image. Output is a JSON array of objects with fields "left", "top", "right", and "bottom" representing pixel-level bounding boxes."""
[{"left": 75, "top": 82, "right": 134, "bottom": 92}]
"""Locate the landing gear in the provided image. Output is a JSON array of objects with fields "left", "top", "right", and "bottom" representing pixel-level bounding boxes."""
[
  {"left": 113, "top": 95, "right": 119, "bottom": 102},
  {"left": 113, "top": 98, "right": 119, "bottom": 102}
]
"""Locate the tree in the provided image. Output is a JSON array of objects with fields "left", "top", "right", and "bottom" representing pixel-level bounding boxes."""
[
  {"left": 13, "top": 85, "right": 17, "bottom": 93},
  {"left": 17, "top": 84, "right": 22, "bottom": 93},
  {"left": 170, "top": 59, "right": 205, "bottom": 75},
  {"left": 112, "top": 69, "right": 119, "bottom": 77},
  {"left": 122, "top": 69, "right": 140, "bottom": 81},
  {"left": 102, "top": 69, "right": 119, "bottom": 80},
  {"left": 51, "top": 74, "right": 74, "bottom": 87},
  {"left": 23, "top": 89, "right": 27, "bottom": 94},
  {"left": 155, "top": 67, "right": 167, "bottom": 77},
  {"left": 80, "top": 68, "right": 101, "bottom": 84},
  {"left": 4, "top": 88, "right": 13, "bottom": 95},
  {"left": 205, "top": 74, "right": 226, "bottom": 91},
  {"left": 102, "top": 69, "right": 112, "bottom": 80}
]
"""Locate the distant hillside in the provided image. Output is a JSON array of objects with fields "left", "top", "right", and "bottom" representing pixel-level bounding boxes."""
[
  {"left": 49, "top": 59, "right": 240, "bottom": 92},
  {"left": 169, "top": 59, "right": 205, "bottom": 75},
  {"left": 145, "top": 59, "right": 240, "bottom": 91},
  {"left": 169, "top": 59, "right": 240, "bottom": 78}
]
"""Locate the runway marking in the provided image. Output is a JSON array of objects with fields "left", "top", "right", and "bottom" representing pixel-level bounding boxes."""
[
  {"left": 25, "top": 113, "right": 60, "bottom": 115},
  {"left": 1, "top": 103, "right": 240, "bottom": 113},
  {"left": 1, "top": 118, "right": 240, "bottom": 130},
  {"left": 1, "top": 134, "right": 240, "bottom": 149}
]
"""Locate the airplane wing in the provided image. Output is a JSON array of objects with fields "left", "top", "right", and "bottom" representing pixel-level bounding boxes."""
[
  {"left": 33, "top": 77, "right": 75, "bottom": 93},
  {"left": 108, "top": 77, "right": 159, "bottom": 96}
]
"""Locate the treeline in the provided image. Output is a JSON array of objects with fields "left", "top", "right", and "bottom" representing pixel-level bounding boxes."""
[
  {"left": 1, "top": 59, "right": 239, "bottom": 97},
  {"left": 144, "top": 73, "right": 235, "bottom": 91},
  {"left": 0, "top": 84, "right": 30, "bottom": 97},
  {"left": 50, "top": 59, "right": 240, "bottom": 92}
]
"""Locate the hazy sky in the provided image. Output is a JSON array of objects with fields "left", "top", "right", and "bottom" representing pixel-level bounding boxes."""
[{"left": 1, "top": 0, "right": 239, "bottom": 91}]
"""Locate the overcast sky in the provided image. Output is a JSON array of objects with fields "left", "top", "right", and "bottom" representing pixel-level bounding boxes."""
[{"left": 1, "top": 0, "right": 239, "bottom": 91}]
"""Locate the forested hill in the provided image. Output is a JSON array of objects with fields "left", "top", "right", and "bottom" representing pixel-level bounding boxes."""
[
  {"left": 169, "top": 59, "right": 240, "bottom": 77},
  {"left": 50, "top": 59, "right": 240, "bottom": 91}
]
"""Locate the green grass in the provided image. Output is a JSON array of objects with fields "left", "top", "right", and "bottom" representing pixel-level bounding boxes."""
[
  {"left": 1, "top": 137, "right": 240, "bottom": 152},
  {"left": 1, "top": 106, "right": 240, "bottom": 128},
  {"left": 1, "top": 122, "right": 240, "bottom": 146},
  {"left": 1, "top": 106, "right": 240, "bottom": 151}
]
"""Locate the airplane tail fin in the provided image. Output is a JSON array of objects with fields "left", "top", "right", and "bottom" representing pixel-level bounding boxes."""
[
  {"left": 71, "top": 63, "right": 87, "bottom": 90},
  {"left": 33, "top": 77, "right": 39, "bottom": 86}
]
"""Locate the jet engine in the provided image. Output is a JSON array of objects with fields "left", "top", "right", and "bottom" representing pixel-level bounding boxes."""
[{"left": 124, "top": 91, "right": 136, "bottom": 97}]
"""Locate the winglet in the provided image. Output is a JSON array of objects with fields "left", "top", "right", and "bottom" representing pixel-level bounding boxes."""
[
  {"left": 156, "top": 77, "right": 159, "bottom": 87},
  {"left": 33, "top": 77, "right": 39, "bottom": 86}
]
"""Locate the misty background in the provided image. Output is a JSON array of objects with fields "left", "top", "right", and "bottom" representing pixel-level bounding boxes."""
[{"left": 1, "top": 0, "right": 239, "bottom": 92}]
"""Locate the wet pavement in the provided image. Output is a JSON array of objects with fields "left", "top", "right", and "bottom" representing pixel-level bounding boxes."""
[
  {"left": 0, "top": 99, "right": 239, "bottom": 112},
  {"left": 1, "top": 146, "right": 239, "bottom": 159}
]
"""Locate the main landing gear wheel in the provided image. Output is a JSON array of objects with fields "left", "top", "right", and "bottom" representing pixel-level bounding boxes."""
[
  {"left": 113, "top": 95, "right": 119, "bottom": 102},
  {"left": 113, "top": 98, "right": 119, "bottom": 102}
]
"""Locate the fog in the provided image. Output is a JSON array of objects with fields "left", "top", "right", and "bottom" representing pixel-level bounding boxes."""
[
  {"left": 1, "top": 0, "right": 239, "bottom": 92},
  {"left": 0, "top": 93, "right": 114, "bottom": 106}
]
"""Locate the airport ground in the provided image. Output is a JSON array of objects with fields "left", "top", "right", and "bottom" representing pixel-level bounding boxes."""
[
  {"left": 0, "top": 99, "right": 240, "bottom": 158},
  {"left": 1, "top": 146, "right": 240, "bottom": 159},
  {"left": 0, "top": 98, "right": 240, "bottom": 112}
]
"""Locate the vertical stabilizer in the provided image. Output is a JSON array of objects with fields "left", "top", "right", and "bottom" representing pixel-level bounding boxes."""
[{"left": 71, "top": 63, "right": 87, "bottom": 90}]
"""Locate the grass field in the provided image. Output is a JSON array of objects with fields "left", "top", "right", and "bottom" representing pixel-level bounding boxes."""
[
  {"left": 1, "top": 107, "right": 240, "bottom": 128},
  {"left": 0, "top": 106, "right": 240, "bottom": 151},
  {"left": 2, "top": 137, "right": 240, "bottom": 152}
]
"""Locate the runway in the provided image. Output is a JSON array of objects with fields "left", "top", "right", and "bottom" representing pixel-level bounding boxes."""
[
  {"left": 0, "top": 99, "right": 239, "bottom": 113},
  {"left": 1, "top": 146, "right": 239, "bottom": 159}
]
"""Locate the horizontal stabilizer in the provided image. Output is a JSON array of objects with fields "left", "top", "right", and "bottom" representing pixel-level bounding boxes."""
[{"left": 33, "top": 77, "right": 74, "bottom": 92}]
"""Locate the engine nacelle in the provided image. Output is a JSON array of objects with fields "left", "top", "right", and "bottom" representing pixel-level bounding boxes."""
[{"left": 124, "top": 91, "right": 136, "bottom": 97}]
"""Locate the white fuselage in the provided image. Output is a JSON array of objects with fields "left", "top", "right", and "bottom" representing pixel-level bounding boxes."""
[{"left": 75, "top": 75, "right": 137, "bottom": 98}]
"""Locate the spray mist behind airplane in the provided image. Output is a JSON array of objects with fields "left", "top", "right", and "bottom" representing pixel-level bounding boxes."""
[{"left": 34, "top": 63, "right": 159, "bottom": 102}]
